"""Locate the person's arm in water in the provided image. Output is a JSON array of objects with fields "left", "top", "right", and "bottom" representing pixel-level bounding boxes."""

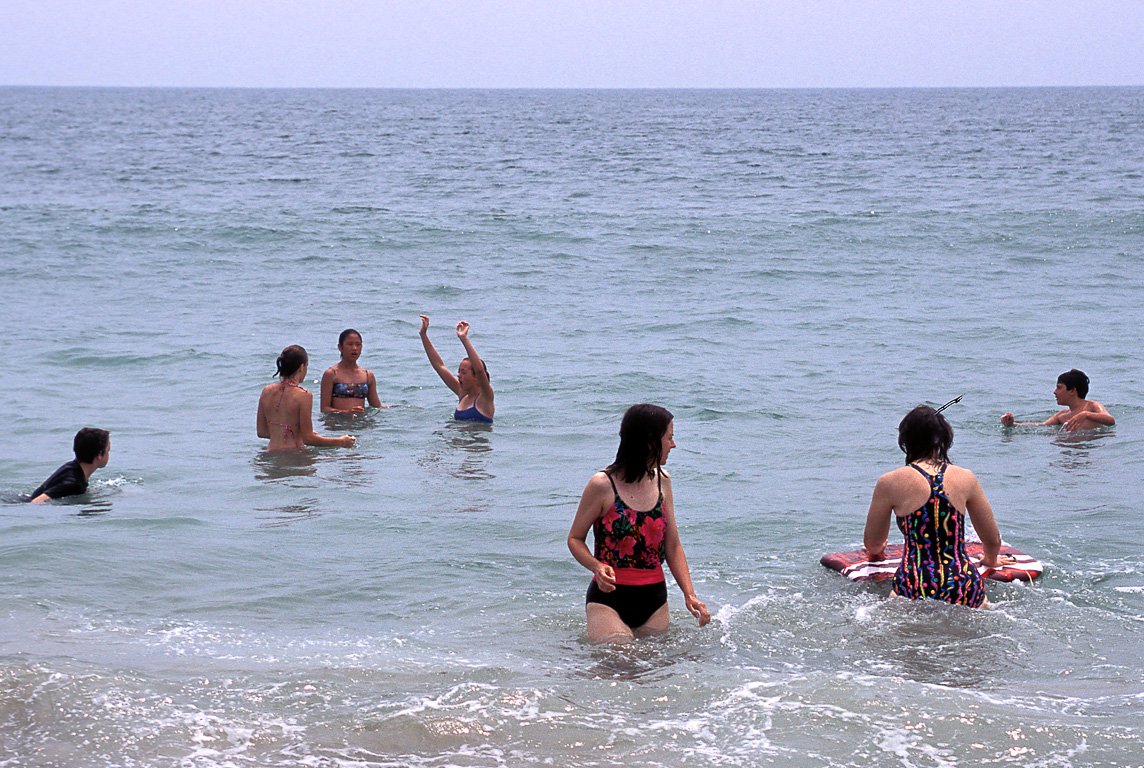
[
  {"left": 568, "top": 472, "right": 618, "bottom": 592},
  {"left": 456, "top": 321, "right": 494, "bottom": 412},
  {"left": 365, "top": 370, "right": 388, "bottom": 408},
  {"left": 298, "top": 390, "right": 355, "bottom": 448},
  {"left": 1001, "top": 409, "right": 1067, "bottom": 427},
  {"left": 659, "top": 472, "right": 711, "bottom": 626},
  {"left": 30, "top": 461, "right": 89, "bottom": 502},
  {"left": 419, "top": 315, "right": 463, "bottom": 397},
  {"left": 863, "top": 471, "right": 896, "bottom": 561},
  {"left": 1063, "top": 401, "right": 1115, "bottom": 431}
]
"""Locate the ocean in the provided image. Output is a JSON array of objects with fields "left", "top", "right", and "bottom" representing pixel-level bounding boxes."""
[{"left": 1, "top": 86, "right": 1142, "bottom": 767}]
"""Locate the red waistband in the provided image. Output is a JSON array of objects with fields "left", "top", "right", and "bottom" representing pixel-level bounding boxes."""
[{"left": 604, "top": 565, "right": 665, "bottom": 586}]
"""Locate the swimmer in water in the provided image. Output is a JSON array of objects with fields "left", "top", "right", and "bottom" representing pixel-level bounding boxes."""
[
  {"left": 257, "top": 345, "right": 356, "bottom": 451},
  {"left": 418, "top": 315, "right": 494, "bottom": 424},
  {"left": 320, "top": 328, "right": 388, "bottom": 414},
  {"left": 29, "top": 427, "right": 111, "bottom": 502},
  {"left": 1001, "top": 368, "right": 1115, "bottom": 432}
]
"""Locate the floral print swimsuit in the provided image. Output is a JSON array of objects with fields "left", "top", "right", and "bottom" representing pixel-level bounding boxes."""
[
  {"left": 593, "top": 471, "right": 667, "bottom": 584},
  {"left": 585, "top": 471, "right": 670, "bottom": 628}
]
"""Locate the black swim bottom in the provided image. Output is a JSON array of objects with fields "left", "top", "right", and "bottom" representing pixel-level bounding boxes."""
[{"left": 585, "top": 580, "right": 668, "bottom": 629}]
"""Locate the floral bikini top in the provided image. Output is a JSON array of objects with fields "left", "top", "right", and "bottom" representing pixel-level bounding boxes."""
[
  {"left": 331, "top": 379, "right": 369, "bottom": 399},
  {"left": 593, "top": 471, "right": 667, "bottom": 584}
]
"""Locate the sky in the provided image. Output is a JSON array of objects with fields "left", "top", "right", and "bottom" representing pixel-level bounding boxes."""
[{"left": 2, "top": 0, "right": 1142, "bottom": 89}]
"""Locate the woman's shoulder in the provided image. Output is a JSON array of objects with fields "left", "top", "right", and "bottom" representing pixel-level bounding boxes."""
[
  {"left": 941, "top": 463, "right": 978, "bottom": 484},
  {"left": 877, "top": 464, "right": 924, "bottom": 488},
  {"left": 582, "top": 471, "right": 614, "bottom": 500}
]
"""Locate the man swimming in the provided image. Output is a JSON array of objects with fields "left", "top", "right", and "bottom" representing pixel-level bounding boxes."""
[
  {"left": 29, "top": 427, "right": 111, "bottom": 502},
  {"left": 1001, "top": 369, "right": 1114, "bottom": 432}
]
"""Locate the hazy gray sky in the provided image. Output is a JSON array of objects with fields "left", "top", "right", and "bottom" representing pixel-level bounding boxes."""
[{"left": 3, "top": 0, "right": 1142, "bottom": 88}]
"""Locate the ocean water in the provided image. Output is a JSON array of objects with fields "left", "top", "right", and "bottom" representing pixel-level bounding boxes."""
[{"left": 1, "top": 86, "right": 1142, "bottom": 767}]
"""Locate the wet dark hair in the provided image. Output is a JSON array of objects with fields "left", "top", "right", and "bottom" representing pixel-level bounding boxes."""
[
  {"left": 338, "top": 328, "right": 362, "bottom": 347},
  {"left": 276, "top": 345, "right": 308, "bottom": 379},
  {"left": 1058, "top": 368, "right": 1089, "bottom": 399},
  {"left": 607, "top": 404, "right": 673, "bottom": 484},
  {"left": 74, "top": 427, "right": 110, "bottom": 464},
  {"left": 898, "top": 405, "right": 953, "bottom": 465}
]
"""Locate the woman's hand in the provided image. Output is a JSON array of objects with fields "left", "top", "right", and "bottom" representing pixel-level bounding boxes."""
[
  {"left": 980, "top": 553, "right": 1016, "bottom": 569},
  {"left": 456, "top": 320, "right": 470, "bottom": 339},
  {"left": 338, "top": 435, "right": 356, "bottom": 447},
  {"left": 419, "top": 315, "right": 430, "bottom": 334},
  {"left": 592, "top": 562, "right": 617, "bottom": 592},
  {"left": 685, "top": 594, "right": 711, "bottom": 626}
]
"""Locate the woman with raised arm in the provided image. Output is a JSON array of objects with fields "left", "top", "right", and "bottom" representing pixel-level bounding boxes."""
[
  {"left": 863, "top": 405, "right": 1010, "bottom": 608},
  {"left": 568, "top": 404, "right": 710, "bottom": 643},
  {"left": 320, "top": 328, "right": 386, "bottom": 414},
  {"left": 257, "top": 345, "right": 356, "bottom": 452},
  {"left": 418, "top": 315, "right": 494, "bottom": 423}
]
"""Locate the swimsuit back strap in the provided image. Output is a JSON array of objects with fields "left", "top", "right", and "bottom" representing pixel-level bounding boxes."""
[{"left": 909, "top": 463, "right": 936, "bottom": 492}]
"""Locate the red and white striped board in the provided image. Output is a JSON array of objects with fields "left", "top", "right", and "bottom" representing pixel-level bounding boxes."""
[{"left": 820, "top": 543, "right": 1043, "bottom": 583}]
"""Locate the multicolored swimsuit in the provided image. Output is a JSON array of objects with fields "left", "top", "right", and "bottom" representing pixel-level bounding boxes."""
[
  {"left": 891, "top": 463, "right": 986, "bottom": 608},
  {"left": 331, "top": 378, "right": 369, "bottom": 399}
]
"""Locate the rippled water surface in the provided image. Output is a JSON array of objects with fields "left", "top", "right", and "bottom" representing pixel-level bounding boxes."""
[{"left": 1, "top": 87, "right": 1143, "bottom": 767}]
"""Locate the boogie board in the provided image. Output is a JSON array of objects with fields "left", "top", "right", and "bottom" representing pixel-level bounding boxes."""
[{"left": 821, "top": 543, "right": 1042, "bottom": 583}]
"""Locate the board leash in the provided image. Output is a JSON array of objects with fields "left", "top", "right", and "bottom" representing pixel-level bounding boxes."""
[{"left": 935, "top": 394, "right": 963, "bottom": 414}]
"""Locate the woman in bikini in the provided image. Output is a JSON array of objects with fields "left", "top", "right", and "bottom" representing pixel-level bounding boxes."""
[
  {"left": 863, "top": 405, "right": 1010, "bottom": 608},
  {"left": 257, "top": 345, "right": 356, "bottom": 452},
  {"left": 418, "top": 316, "right": 494, "bottom": 424},
  {"left": 320, "top": 329, "right": 386, "bottom": 414},
  {"left": 568, "top": 404, "right": 710, "bottom": 643}
]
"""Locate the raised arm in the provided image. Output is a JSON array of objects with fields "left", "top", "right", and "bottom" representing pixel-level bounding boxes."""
[
  {"left": 659, "top": 474, "right": 710, "bottom": 626},
  {"left": 456, "top": 320, "right": 494, "bottom": 398},
  {"left": 419, "top": 315, "right": 462, "bottom": 396}
]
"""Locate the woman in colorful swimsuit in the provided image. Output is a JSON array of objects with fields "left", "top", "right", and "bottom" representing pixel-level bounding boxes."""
[
  {"left": 418, "top": 315, "right": 494, "bottom": 424},
  {"left": 568, "top": 404, "right": 710, "bottom": 643},
  {"left": 863, "top": 405, "right": 1011, "bottom": 608},
  {"left": 320, "top": 329, "right": 386, "bottom": 414},
  {"left": 257, "top": 345, "right": 356, "bottom": 452}
]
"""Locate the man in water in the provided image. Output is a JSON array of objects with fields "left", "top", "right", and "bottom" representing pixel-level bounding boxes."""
[
  {"left": 29, "top": 427, "right": 111, "bottom": 502},
  {"left": 1001, "top": 369, "right": 1115, "bottom": 432}
]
